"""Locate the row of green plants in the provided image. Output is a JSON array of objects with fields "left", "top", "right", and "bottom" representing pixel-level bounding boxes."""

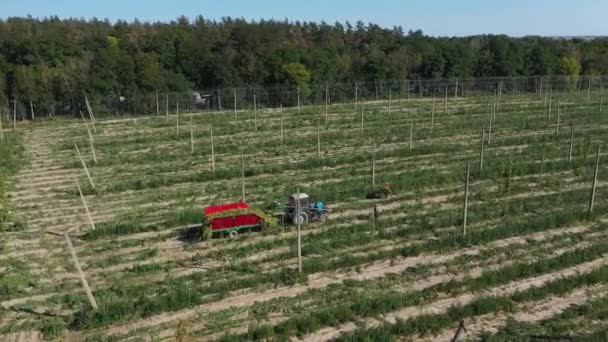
[{"left": 332, "top": 264, "right": 608, "bottom": 341}]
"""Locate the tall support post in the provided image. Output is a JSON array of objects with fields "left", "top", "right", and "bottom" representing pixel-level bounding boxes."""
[
  {"left": 241, "top": 148, "right": 245, "bottom": 203},
  {"left": 360, "top": 106, "right": 364, "bottom": 136},
  {"left": 372, "top": 143, "right": 376, "bottom": 188},
  {"left": 176, "top": 112, "right": 180, "bottom": 139},
  {"left": 462, "top": 162, "right": 470, "bottom": 239},
  {"left": 431, "top": 95, "right": 436, "bottom": 136},
  {"left": 487, "top": 113, "right": 493, "bottom": 145},
  {"left": 77, "top": 181, "right": 95, "bottom": 230},
  {"left": 0, "top": 107, "right": 4, "bottom": 141},
  {"left": 176, "top": 100, "right": 179, "bottom": 116},
  {"left": 233, "top": 88, "right": 237, "bottom": 120},
  {"left": 325, "top": 85, "right": 329, "bottom": 125},
  {"left": 548, "top": 95, "right": 553, "bottom": 120},
  {"left": 12, "top": 97, "right": 17, "bottom": 130},
  {"left": 479, "top": 126, "right": 485, "bottom": 173},
  {"left": 297, "top": 86, "right": 301, "bottom": 115},
  {"left": 190, "top": 116, "right": 194, "bottom": 154},
  {"left": 253, "top": 92, "right": 257, "bottom": 131},
  {"left": 210, "top": 126, "right": 215, "bottom": 173},
  {"left": 217, "top": 88, "right": 222, "bottom": 111},
  {"left": 454, "top": 79, "right": 459, "bottom": 98},
  {"left": 555, "top": 100, "right": 561, "bottom": 136},
  {"left": 86, "top": 124, "right": 97, "bottom": 164},
  {"left": 409, "top": 115, "right": 414, "bottom": 152},
  {"left": 84, "top": 96, "right": 96, "bottom": 133},
  {"left": 65, "top": 233, "right": 98, "bottom": 310},
  {"left": 165, "top": 93, "right": 169, "bottom": 120},
  {"left": 587, "top": 79, "right": 592, "bottom": 103},
  {"left": 568, "top": 121, "right": 574, "bottom": 163},
  {"left": 589, "top": 146, "right": 601, "bottom": 214},
  {"left": 317, "top": 117, "right": 321, "bottom": 159},
  {"left": 388, "top": 88, "right": 392, "bottom": 117},
  {"left": 74, "top": 143, "right": 95, "bottom": 190},
  {"left": 280, "top": 105, "right": 284, "bottom": 147},
  {"left": 296, "top": 189, "right": 302, "bottom": 273},
  {"left": 444, "top": 85, "right": 448, "bottom": 113},
  {"left": 155, "top": 90, "right": 160, "bottom": 116},
  {"left": 354, "top": 82, "right": 358, "bottom": 110},
  {"left": 29, "top": 100, "right": 35, "bottom": 120}
]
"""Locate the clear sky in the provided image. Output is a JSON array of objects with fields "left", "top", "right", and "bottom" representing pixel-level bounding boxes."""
[{"left": 2, "top": 0, "right": 607, "bottom": 37}]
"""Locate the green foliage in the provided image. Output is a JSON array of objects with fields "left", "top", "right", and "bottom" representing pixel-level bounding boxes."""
[
  {"left": 0, "top": 259, "right": 38, "bottom": 300},
  {"left": 0, "top": 132, "right": 24, "bottom": 231},
  {"left": 0, "top": 17, "right": 607, "bottom": 115}
]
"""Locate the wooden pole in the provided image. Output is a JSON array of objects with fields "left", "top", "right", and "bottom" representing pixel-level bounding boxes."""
[
  {"left": 317, "top": 117, "right": 321, "bottom": 159},
  {"left": 555, "top": 100, "right": 561, "bottom": 136},
  {"left": 86, "top": 124, "right": 97, "bottom": 164},
  {"left": 156, "top": 90, "right": 160, "bottom": 116},
  {"left": 253, "top": 92, "right": 257, "bottom": 131},
  {"left": 217, "top": 88, "right": 222, "bottom": 111},
  {"left": 587, "top": 79, "right": 591, "bottom": 103},
  {"left": 84, "top": 96, "right": 97, "bottom": 133},
  {"left": 463, "top": 162, "right": 470, "bottom": 238},
  {"left": 65, "top": 233, "right": 98, "bottom": 310},
  {"left": 487, "top": 112, "right": 493, "bottom": 145},
  {"left": 548, "top": 93, "right": 553, "bottom": 120},
  {"left": 388, "top": 88, "right": 392, "bottom": 117},
  {"left": 13, "top": 97, "right": 17, "bottom": 130},
  {"left": 280, "top": 105, "right": 284, "bottom": 147},
  {"left": 409, "top": 115, "right": 414, "bottom": 152},
  {"left": 0, "top": 106, "right": 4, "bottom": 141},
  {"left": 589, "top": 146, "right": 601, "bottom": 214},
  {"left": 325, "top": 85, "right": 329, "bottom": 125},
  {"left": 296, "top": 189, "right": 302, "bottom": 273},
  {"left": 479, "top": 126, "right": 485, "bottom": 173},
  {"left": 84, "top": 96, "right": 95, "bottom": 123},
  {"left": 29, "top": 100, "right": 35, "bottom": 120},
  {"left": 233, "top": 88, "right": 237, "bottom": 120},
  {"left": 210, "top": 126, "right": 215, "bottom": 173},
  {"left": 372, "top": 143, "right": 376, "bottom": 188},
  {"left": 431, "top": 95, "right": 436, "bottom": 136},
  {"left": 190, "top": 116, "right": 194, "bottom": 154},
  {"left": 77, "top": 181, "right": 95, "bottom": 230},
  {"left": 444, "top": 85, "right": 448, "bottom": 113},
  {"left": 165, "top": 93, "right": 169, "bottom": 120},
  {"left": 176, "top": 100, "right": 179, "bottom": 116},
  {"left": 454, "top": 79, "right": 459, "bottom": 98},
  {"left": 176, "top": 113, "right": 180, "bottom": 139},
  {"left": 297, "top": 86, "right": 301, "bottom": 115},
  {"left": 568, "top": 121, "right": 574, "bottom": 163},
  {"left": 360, "top": 106, "right": 364, "bottom": 136},
  {"left": 74, "top": 143, "right": 95, "bottom": 190},
  {"left": 241, "top": 148, "right": 245, "bottom": 203},
  {"left": 354, "top": 82, "right": 358, "bottom": 110}
]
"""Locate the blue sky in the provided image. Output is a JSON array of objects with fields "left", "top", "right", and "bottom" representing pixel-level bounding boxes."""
[{"left": 2, "top": 0, "right": 607, "bottom": 37}]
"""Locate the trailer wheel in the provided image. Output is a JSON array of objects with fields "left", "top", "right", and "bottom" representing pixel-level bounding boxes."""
[
  {"left": 229, "top": 230, "right": 239, "bottom": 239},
  {"left": 319, "top": 213, "right": 328, "bottom": 223}
]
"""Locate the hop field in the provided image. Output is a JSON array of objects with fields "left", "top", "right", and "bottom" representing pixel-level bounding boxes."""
[{"left": 2, "top": 83, "right": 608, "bottom": 341}]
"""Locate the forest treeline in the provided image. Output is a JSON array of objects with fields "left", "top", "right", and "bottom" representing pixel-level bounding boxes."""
[{"left": 0, "top": 16, "right": 607, "bottom": 115}]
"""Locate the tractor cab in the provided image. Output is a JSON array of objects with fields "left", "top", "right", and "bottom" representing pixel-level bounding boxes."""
[{"left": 278, "top": 193, "right": 329, "bottom": 225}]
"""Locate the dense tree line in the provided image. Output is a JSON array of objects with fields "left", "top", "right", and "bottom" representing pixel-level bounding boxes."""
[{"left": 0, "top": 16, "right": 607, "bottom": 115}]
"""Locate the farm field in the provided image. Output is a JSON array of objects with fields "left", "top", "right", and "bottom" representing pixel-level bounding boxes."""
[{"left": 2, "top": 85, "right": 608, "bottom": 341}]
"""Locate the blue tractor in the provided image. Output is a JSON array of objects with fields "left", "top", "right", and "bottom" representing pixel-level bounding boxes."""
[{"left": 274, "top": 193, "right": 329, "bottom": 225}]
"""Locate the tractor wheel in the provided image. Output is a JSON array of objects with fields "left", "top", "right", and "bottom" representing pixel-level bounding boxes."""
[
  {"left": 229, "top": 230, "right": 239, "bottom": 239},
  {"left": 318, "top": 213, "right": 328, "bottom": 223},
  {"left": 292, "top": 212, "right": 308, "bottom": 225}
]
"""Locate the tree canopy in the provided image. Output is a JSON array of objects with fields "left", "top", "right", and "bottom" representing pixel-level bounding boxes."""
[{"left": 1, "top": 16, "right": 607, "bottom": 113}]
